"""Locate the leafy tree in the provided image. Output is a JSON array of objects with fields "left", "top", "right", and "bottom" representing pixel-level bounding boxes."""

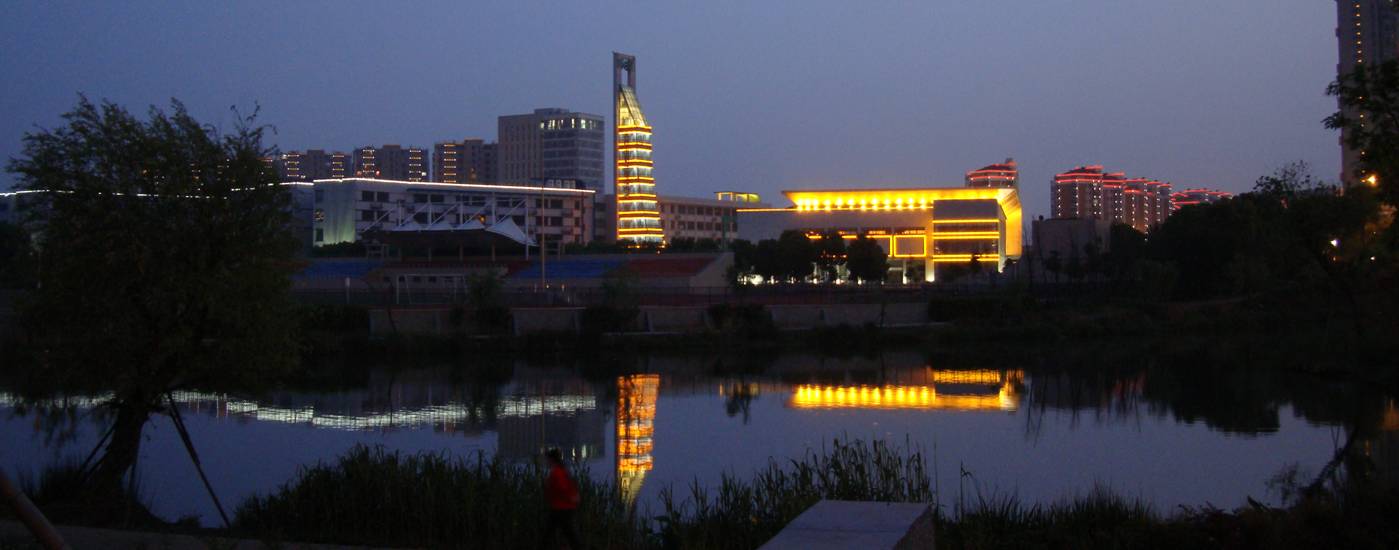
[
  {"left": 1105, "top": 224, "right": 1148, "bottom": 280},
  {"left": 668, "top": 237, "right": 697, "bottom": 252},
  {"left": 727, "top": 239, "right": 757, "bottom": 286},
  {"left": 776, "top": 230, "right": 817, "bottom": 282},
  {"left": 753, "top": 239, "right": 783, "bottom": 283},
  {"left": 845, "top": 235, "right": 888, "bottom": 284},
  {"left": 1326, "top": 59, "right": 1399, "bottom": 205},
  {"left": 6, "top": 98, "right": 299, "bottom": 496},
  {"left": 0, "top": 221, "right": 36, "bottom": 288},
  {"left": 813, "top": 230, "right": 846, "bottom": 282},
  {"left": 968, "top": 253, "right": 984, "bottom": 282}
]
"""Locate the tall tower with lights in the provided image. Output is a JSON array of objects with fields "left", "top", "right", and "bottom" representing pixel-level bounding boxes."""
[{"left": 613, "top": 52, "right": 664, "bottom": 245}]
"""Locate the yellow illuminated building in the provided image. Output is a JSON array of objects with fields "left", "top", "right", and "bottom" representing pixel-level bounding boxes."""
[
  {"left": 737, "top": 187, "right": 1023, "bottom": 282},
  {"left": 614, "top": 53, "right": 664, "bottom": 245},
  {"left": 788, "top": 369, "right": 1024, "bottom": 411},
  {"left": 616, "top": 373, "right": 659, "bottom": 504}
]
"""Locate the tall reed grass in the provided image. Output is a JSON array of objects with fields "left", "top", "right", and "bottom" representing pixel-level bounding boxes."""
[
  {"left": 233, "top": 446, "right": 645, "bottom": 549},
  {"left": 232, "top": 437, "right": 931, "bottom": 549}
]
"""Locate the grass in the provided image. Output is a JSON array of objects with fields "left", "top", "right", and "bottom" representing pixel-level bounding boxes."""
[
  {"left": 231, "top": 438, "right": 931, "bottom": 549},
  {"left": 233, "top": 446, "right": 644, "bottom": 549},
  {"left": 229, "top": 437, "right": 1399, "bottom": 550}
]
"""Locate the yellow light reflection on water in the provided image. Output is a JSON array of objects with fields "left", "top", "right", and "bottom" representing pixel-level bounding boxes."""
[
  {"left": 617, "top": 374, "right": 659, "bottom": 504},
  {"left": 789, "top": 369, "right": 1022, "bottom": 412}
]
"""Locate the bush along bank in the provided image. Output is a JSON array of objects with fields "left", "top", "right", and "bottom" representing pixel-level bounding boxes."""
[{"left": 228, "top": 438, "right": 1399, "bottom": 550}]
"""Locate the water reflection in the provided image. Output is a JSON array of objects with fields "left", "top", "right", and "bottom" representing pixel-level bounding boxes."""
[
  {"left": 789, "top": 369, "right": 1023, "bottom": 411},
  {"left": 616, "top": 374, "right": 658, "bottom": 504},
  {"left": 3, "top": 352, "right": 1396, "bottom": 524}
]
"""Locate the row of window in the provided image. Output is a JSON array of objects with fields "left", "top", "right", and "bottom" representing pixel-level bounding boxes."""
[
  {"left": 670, "top": 220, "right": 733, "bottom": 232},
  {"left": 665, "top": 204, "right": 733, "bottom": 217}
]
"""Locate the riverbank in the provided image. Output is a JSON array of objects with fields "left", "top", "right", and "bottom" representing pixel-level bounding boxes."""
[{"left": 13, "top": 440, "right": 1393, "bottom": 550}]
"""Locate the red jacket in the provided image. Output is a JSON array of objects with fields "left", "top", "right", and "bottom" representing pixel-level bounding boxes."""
[{"left": 545, "top": 463, "right": 580, "bottom": 510}]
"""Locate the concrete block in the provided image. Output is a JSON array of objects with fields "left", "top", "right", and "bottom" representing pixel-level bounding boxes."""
[
  {"left": 511, "top": 307, "right": 581, "bottom": 336},
  {"left": 642, "top": 306, "right": 709, "bottom": 332},
  {"left": 758, "top": 500, "right": 934, "bottom": 550}
]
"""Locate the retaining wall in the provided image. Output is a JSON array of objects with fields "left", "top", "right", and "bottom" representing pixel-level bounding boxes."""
[{"left": 368, "top": 302, "right": 933, "bottom": 336}]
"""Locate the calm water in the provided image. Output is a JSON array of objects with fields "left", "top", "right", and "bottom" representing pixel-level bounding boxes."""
[{"left": 4, "top": 350, "right": 1397, "bottom": 526}]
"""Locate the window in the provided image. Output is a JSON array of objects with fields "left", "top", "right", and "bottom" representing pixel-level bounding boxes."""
[
  {"left": 360, "top": 210, "right": 376, "bottom": 221},
  {"left": 414, "top": 194, "right": 428, "bottom": 203},
  {"left": 414, "top": 213, "right": 428, "bottom": 223},
  {"left": 314, "top": 228, "right": 324, "bottom": 242},
  {"left": 430, "top": 194, "right": 444, "bottom": 203},
  {"left": 361, "top": 191, "right": 375, "bottom": 202},
  {"left": 314, "top": 189, "right": 324, "bottom": 202},
  {"left": 377, "top": 192, "right": 390, "bottom": 202}
]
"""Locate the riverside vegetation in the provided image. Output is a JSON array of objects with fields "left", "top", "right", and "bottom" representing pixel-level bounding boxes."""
[{"left": 228, "top": 437, "right": 1397, "bottom": 550}]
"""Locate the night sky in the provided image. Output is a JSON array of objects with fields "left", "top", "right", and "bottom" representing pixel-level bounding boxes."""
[{"left": 1, "top": 1, "right": 1340, "bottom": 220}]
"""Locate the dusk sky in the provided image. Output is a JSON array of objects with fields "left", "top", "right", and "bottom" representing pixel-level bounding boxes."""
[{"left": 2, "top": 1, "right": 1341, "bottom": 220}]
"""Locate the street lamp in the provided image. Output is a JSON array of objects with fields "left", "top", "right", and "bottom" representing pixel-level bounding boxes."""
[{"left": 1365, "top": 174, "right": 1379, "bottom": 187}]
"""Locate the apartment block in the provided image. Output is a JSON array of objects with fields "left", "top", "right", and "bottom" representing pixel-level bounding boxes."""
[
  {"left": 433, "top": 139, "right": 498, "bottom": 184},
  {"left": 498, "top": 108, "right": 604, "bottom": 190},
  {"left": 353, "top": 144, "right": 429, "bottom": 182}
]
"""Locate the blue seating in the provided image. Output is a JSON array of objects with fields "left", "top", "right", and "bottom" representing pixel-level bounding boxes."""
[
  {"left": 509, "top": 258, "right": 625, "bottom": 280},
  {"left": 296, "top": 260, "right": 383, "bottom": 280}
]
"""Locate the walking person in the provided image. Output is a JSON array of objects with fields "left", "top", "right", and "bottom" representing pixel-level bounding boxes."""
[{"left": 541, "top": 448, "right": 584, "bottom": 549}]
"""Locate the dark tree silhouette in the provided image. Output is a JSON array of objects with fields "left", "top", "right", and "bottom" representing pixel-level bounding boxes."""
[
  {"left": 845, "top": 235, "right": 889, "bottom": 284},
  {"left": 7, "top": 98, "right": 300, "bottom": 496}
]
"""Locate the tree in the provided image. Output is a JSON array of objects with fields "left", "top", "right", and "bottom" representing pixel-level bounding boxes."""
[
  {"left": 727, "top": 239, "right": 757, "bottom": 286},
  {"left": 845, "top": 235, "right": 889, "bottom": 284},
  {"left": 6, "top": 98, "right": 300, "bottom": 496},
  {"left": 776, "top": 230, "right": 817, "bottom": 283},
  {"left": 0, "top": 221, "right": 36, "bottom": 288},
  {"left": 1105, "top": 224, "right": 1148, "bottom": 281},
  {"left": 752, "top": 239, "right": 783, "bottom": 283},
  {"left": 1326, "top": 59, "right": 1399, "bottom": 206},
  {"left": 813, "top": 230, "right": 846, "bottom": 282}
]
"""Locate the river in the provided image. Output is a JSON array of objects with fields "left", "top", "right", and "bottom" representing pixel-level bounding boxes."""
[{"left": 3, "top": 349, "right": 1396, "bottom": 526}]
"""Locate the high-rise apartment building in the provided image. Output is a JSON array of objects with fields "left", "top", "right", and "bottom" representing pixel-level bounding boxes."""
[
  {"left": 1336, "top": 1, "right": 1399, "bottom": 184},
  {"left": 1051, "top": 165, "right": 1170, "bottom": 232},
  {"left": 497, "top": 108, "right": 604, "bottom": 189},
  {"left": 329, "top": 152, "right": 352, "bottom": 179},
  {"left": 353, "top": 144, "right": 428, "bottom": 181},
  {"left": 280, "top": 149, "right": 336, "bottom": 181},
  {"left": 966, "top": 158, "right": 1019, "bottom": 188},
  {"left": 433, "top": 139, "right": 497, "bottom": 184},
  {"left": 1052, "top": 165, "right": 1106, "bottom": 221},
  {"left": 613, "top": 52, "right": 664, "bottom": 245},
  {"left": 1171, "top": 188, "right": 1233, "bottom": 211}
]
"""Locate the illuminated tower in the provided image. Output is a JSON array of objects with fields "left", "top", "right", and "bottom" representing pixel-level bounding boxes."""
[
  {"left": 615, "top": 374, "right": 658, "bottom": 505},
  {"left": 613, "top": 52, "right": 664, "bottom": 245}
]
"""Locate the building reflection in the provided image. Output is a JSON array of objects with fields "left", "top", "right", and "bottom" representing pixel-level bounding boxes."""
[
  {"left": 616, "top": 374, "right": 659, "bottom": 505},
  {"left": 495, "top": 377, "right": 606, "bottom": 463},
  {"left": 789, "top": 369, "right": 1024, "bottom": 411}
]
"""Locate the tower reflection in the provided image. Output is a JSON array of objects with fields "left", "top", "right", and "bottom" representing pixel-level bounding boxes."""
[{"left": 616, "top": 374, "right": 659, "bottom": 504}]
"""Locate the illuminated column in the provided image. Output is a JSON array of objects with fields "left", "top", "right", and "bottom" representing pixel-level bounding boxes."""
[
  {"left": 616, "top": 373, "right": 658, "bottom": 505},
  {"left": 613, "top": 52, "right": 664, "bottom": 245}
]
